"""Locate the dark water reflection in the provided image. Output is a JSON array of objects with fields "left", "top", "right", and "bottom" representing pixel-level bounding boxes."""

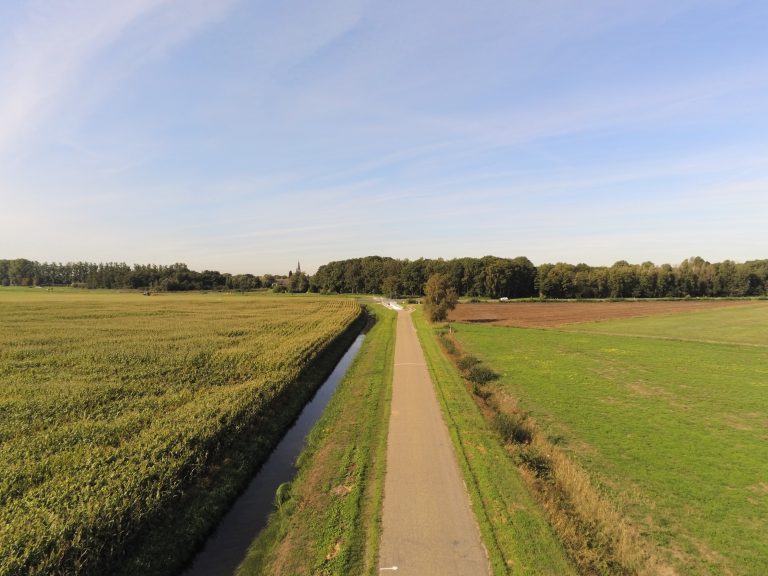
[{"left": 181, "top": 334, "right": 365, "bottom": 576}]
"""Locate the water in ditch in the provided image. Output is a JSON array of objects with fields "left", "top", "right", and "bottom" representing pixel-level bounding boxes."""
[{"left": 181, "top": 333, "right": 366, "bottom": 576}]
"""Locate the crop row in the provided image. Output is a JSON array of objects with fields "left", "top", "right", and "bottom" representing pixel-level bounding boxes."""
[{"left": 0, "top": 292, "right": 361, "bottom": 575}]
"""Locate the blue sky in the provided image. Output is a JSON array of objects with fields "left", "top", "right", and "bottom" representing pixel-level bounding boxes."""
[{"left": 1, "top": 0, "right": 767, "bottom": 274}]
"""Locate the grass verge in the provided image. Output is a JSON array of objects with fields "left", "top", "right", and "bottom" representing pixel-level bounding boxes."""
[
  {"left": 412, "top": 308, "right": 576, "bottom": 576},
  {"left": 439, "top": 329, "right": 658, "bottom": 575},
  {"left": 236, "top": 305, "right": 396, "bottom": 576}
]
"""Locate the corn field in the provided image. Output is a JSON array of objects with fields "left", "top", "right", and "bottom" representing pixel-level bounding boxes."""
[{"left": 0, "top": 290, "right": 362, "bottom": 575}]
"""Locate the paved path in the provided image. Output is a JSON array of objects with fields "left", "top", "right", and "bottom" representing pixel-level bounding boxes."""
[{"left": 379, "top": 310, "right": 490, "bottom": 575}]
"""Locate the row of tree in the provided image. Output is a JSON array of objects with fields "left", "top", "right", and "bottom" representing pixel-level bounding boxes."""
[
  {"left": 310, "top": 256, "right": 538, "bottom": 298},
  {"left": 3, "top": 256, "right": 768, "bottom": 298},
  {"left": 0, "top": 259, "right": 304, "bottom": 292},
  {"left": 312, "top": 256, "right": 768, "bottom": 298},
  {"left": 536, "top": 257, "right": 768, "bottom": 298}
]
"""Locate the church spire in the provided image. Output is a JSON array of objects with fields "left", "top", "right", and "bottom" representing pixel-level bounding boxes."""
[{"left": 296, "top": 261, "right": 301, "bottom": 274}]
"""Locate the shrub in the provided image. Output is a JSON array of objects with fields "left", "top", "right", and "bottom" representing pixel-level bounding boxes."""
[
  {"left": 456, "top": 355, "right": 481, "bottom": 372},
  {"left": 493, "top": 412, "right": 532, "bottom": 445},
  {"left": 466, "top": 364, "right": 499, "bottom": 384}
]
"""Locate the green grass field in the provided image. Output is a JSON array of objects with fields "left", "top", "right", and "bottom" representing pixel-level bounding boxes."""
[
  {"left": 565, "top": 302, "right": 768, "bottom": 346},
  {"left": 237, "top": 305, "right": 396, "bottom": 576},
  {"left": 0, "top": 288, "right": 362, "bottom": 576},
  {"left": 451, "top": 303, "right": 768, "bottom": 575}
]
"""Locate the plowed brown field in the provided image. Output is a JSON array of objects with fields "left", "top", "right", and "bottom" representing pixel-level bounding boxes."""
[{"left": 448, "top": 300, "right": 755, "bottom": 328}]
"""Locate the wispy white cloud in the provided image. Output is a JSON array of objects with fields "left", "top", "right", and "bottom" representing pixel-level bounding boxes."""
[
  {"left": 0, "top": 0, "right": 237, "bottom": 155},
  {"left": 1, "top": 0, "right": 766, "bottom": 272}
]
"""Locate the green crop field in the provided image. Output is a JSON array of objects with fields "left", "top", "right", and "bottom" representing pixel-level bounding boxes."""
[
  {"left": 451, "top": 303, "right": 768, "bottom": 575},
  {"left": 0, "top": 289, "right": 362, "bottom": 576}
]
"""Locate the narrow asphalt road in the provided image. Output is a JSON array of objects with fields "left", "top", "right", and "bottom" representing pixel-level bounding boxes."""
[{"left": 378, "top": 309, "right": 490, "bottom": 575}]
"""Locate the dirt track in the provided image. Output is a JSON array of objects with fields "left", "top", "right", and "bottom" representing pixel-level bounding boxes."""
[
  {"left": 448, "top": 300, "right": 756, "bottom": 328},
  {"left": 378, "top": 310, "right": 489, "bottom": 575}
]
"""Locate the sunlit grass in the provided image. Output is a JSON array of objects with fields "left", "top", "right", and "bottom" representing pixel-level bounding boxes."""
[
  {"left": 453, "top": 311, "right": 768, "bottom": 575},
  {"left": 565, "top": 301, "right": 768, "bottom": 346}
]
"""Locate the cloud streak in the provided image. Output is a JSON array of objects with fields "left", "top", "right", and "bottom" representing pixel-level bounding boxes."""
[
  {"left": 1, "top": 1, "right": 767, "bottom": 273},
  {"left": 0, "top": 0, "right": 236, "bottom": 154}
]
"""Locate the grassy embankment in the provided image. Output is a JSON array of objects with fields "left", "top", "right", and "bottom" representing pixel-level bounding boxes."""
[
  {"left": 237, "top": 305, "right": 396, "bottom": 576},
  {"left": 0, "top": 290, "right": 363, "bottom": 576},
  {"left": 412, "top": 308, "right": 576, "bottom": 576},
  {"left": 451, "top": 303, "right": 768, "bottom": 575}
]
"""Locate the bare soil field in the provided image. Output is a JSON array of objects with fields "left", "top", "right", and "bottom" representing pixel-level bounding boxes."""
[{"left": 448, "top": 300, "right": 757, "bottom": 328}]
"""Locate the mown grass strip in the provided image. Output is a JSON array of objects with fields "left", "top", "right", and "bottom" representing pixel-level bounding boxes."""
[
  {"left": 412, "top": 308, "right": 575, "bottom": 576},
  {"left": 236, "top": 305, "right": 396, "bottom": 576}
]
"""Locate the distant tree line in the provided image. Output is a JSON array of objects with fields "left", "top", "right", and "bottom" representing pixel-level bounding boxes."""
[
  {"left": 0, "top": 259, "right": 298, "bottom": 292},
  {"left": 536, "top": 257, "right": 768, "bottom": 298},
  {"left": 311, "top": 256, "right": 538, "bottom": 298},
  {"left": 4, "top": 255, "right": 767, "bottom": 298},
  {"left": 311, "top": 255, "right": 768, "bottom": 298}
]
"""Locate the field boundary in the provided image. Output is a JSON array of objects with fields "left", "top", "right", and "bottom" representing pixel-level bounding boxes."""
[
  {"left": 413, "top": 308, "right": 576, "bottom": 576},
  {"left": 113, "top": 304, "right": 367, "bottom": 576},
  {"left": 415, "top": 312, "right": 506, "bottom": 574},
  {"left": 435, "top": 325, "right": 675, "bottom": 576},
  {"left": 235, "top": 305, "right": 396, "bottom": 576},
  {"left": 448, "top": 299, "right": 760, "bottom": 328}
]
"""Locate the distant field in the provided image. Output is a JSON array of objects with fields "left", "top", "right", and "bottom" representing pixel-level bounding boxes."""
[
  {"left": 566, "top": 301, "right": 768, "bottom": 346},
  {"left": 451, "top": 304, "right": 768, "bottom": 575},
  {"left": 0, "top": 289, "right": 361, "bottom": 575},
  {"left": 448, "top": 300, "right": 755, "bottom": 328}
]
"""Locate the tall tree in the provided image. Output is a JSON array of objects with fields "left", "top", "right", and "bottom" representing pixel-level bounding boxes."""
[{"left": 423, "top": 273, "right": 458, "bottom": 322}]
